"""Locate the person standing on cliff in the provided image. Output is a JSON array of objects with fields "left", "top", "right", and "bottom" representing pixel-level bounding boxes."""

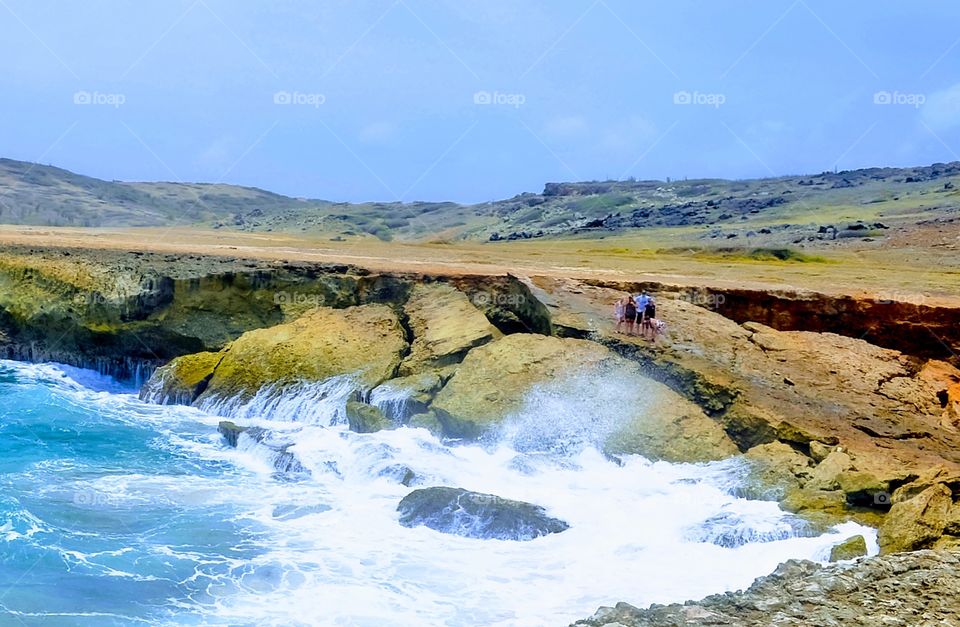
[
  {"left": 641, "top": 295, "right": 657, "bottom": 340},
  {"left": 614, "top": 296, "right": 627, "bottom": 333},
  {"left": 624, "top": 296, "right": 638, "bottom": 335}
]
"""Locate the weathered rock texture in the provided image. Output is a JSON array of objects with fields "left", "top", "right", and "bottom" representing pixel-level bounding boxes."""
[
  {"left": 398, "top": 282, "right": 499, "bottom": 375},
  {"left": 573, "top": 550, "right": 960, "bottom": 627}
]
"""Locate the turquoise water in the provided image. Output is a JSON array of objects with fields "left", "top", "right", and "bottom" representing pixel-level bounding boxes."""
[
  {"left": 0, "top": 362, "right": 266, "bottom": 625},
  {"left": 0, "top": 360, "right": 877, "bottom": 626}
]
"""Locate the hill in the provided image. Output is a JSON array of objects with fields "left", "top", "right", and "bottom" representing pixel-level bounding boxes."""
[{"left": 1, "top": 157, "right": 959, "bottom": 245}]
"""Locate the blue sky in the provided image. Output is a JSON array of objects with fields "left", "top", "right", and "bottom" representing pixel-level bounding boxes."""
[{"left": 3, "top": 0, "right": 960, "bottom": 203}]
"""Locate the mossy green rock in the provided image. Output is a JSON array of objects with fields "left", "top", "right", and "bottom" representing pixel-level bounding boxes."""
[
  {"left": 198, "top": 304, "right": 406, "bottom": 402},
  {"left": 398, "top": 283, "right": 499, "bottom": 376},
  {"left": 345, "top": 401, "right": 392, "bottom": 434},
  {"left": 139, "top": 350, "right": 223, "bottom": 404},
  {"left": 829, "top": 535, "right": 868, "bottom": 561}
]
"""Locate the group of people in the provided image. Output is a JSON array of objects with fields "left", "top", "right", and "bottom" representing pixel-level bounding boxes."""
[{"left": 614, "top": 290, "right": 661, "bottom": 339}]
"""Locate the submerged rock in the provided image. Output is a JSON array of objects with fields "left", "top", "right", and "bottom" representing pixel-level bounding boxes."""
[
  {"left": 345, "top": 400, "right": 392, "bottom": 434},
  {"left": 396, "top": 486, "right": 569, "bottom": 541},
  {"left": 378, "top": 464, "right": 418, "bottom": 486},
  {"left": 685, "top": 510, "right": 821, "bottom": 548},
  {"left": 271, "top": 503, "right": 332, "bottom": 520},
  {"left": 370, "top": 372, "right": 447, "bottom": 423},
  {"left": 217, "top": 421, "right": 307, "bottom": 475}
]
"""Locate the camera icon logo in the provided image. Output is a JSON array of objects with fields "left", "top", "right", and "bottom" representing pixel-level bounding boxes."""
[
  {"left": 873, "top": 91, "right": 892, "bottom": 105},
  {"left": 673, "top": 90, "right": 692, "bottom": 105},
  {"left": 473, "top": 91, "right": 492, "bottom": 105},
  {"left": 873, "top": 491, "right": 892, "bottom": 506}
]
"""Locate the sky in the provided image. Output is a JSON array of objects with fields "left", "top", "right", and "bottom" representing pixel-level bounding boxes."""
[{"left": 2, "top": 0, "right": 960, "bottom": 203}]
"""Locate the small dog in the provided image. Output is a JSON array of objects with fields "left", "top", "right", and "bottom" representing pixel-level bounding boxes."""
[{"left": 651, "top": 318, "right": 666, "bottom": 336}]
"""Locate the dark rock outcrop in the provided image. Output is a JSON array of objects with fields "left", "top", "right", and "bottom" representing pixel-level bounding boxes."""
[{"left": 397, "top": 486, "right": 569, "bottom": 541}]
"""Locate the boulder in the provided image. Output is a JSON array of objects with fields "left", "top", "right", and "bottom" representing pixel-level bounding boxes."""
[
  {"left": 430, "top": 334, "right": 614, "bottom": 439},
  {"left": 741, "top": 442, "right": 813, "bottom": 499},
  {"left": 370, "top": 371, "right": 447, "bottom": 422},
  {"left": 829, "top": 535, "right": 868, "bottom": 561},
  {"left": 396, "top": 486, "right": 569, "bottom": 541},
  {"left": 603, "top": 395, "right": 740, "bottom": 462},
  {"left": 878, "top": 483, "right": 953, "bottom": 553},
  {"left": 836, "top": 471, "right": 891, "bottom": 507},
  {"left": 193, "top": 304, "right": 407, "bottom": 404},
  {"left": 408, "top": 411, "right": 444, "bottom": 435},
  {"left": 808, "top": 441, "right": 834, "bottom": 463},
  {"left": 397, "top": 283, "right": 499, "bottom": 375},
  {"left": 805, "top": 450, "right": 853, "bottom": 490},
  {"left": 429, "top": 333, "right": 737, "bottom": 461},
  {"left": 139, "top": 350, "right": 222, "bottom": 404},
  {"left": 345, "top": 400, "right": 392, "bottom": 434}
]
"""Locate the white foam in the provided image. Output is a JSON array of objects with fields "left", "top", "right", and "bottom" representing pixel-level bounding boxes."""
[{"left": 8, "top": 361, "right": 880, "bottom": 626}]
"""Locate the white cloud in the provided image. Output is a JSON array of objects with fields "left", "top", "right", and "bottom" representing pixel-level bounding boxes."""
[{"left": 922, "top": 83, "right": 960, "bottom": 131}]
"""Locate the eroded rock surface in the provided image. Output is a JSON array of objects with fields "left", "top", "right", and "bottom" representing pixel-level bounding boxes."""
[
  {"left": 398, "top": 282, "right": 499, "bottom": 375},
  {"left": 573, "top": 550, "right": 960, "bottom": 627}
]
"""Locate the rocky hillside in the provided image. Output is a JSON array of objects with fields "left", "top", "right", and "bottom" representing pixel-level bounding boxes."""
[{"left": 2, "top": 157, "right": 959, "bottom": 244}]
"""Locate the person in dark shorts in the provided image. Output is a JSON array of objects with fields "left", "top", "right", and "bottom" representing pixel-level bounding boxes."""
[
  {"left": 641, "top": 296, "right": 656, "bottom": 339},
  {"left": 624, "top": 297, "right": 638, "bottom": 336}
]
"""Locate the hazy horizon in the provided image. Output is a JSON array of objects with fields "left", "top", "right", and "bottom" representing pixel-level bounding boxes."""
[{"left": 3, "top": 1, "right": 960, "bottom": 203}]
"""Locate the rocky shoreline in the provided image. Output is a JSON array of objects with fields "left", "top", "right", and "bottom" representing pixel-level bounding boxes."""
[
  {"left": 2, "top": 244, "right": 960, "bottom": 623},
  {"left": 573, "top": 550, "right": 960, "bottom": 626}
]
